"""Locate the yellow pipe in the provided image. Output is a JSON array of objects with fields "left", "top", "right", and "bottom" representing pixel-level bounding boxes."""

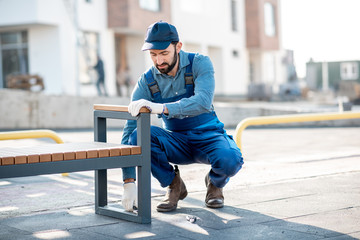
[
  {"left": 0, "top": 130, "right": 64, "bottom": 144},
  {"left": 234, "top": 111, "right": 360, "bottom": 150}
]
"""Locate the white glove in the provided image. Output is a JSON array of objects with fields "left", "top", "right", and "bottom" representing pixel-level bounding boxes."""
[
  {"left": 122, "top": 182, "right": 138, "bottom": 212},
  {"left": 128, "top": 99, "right": 164, "bottom": 117}
]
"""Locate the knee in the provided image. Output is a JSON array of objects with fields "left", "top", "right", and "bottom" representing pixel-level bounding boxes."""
[
  {"left": 221, "top": 150, "right": 244, "bottom": 176},
  {"left": 149, "top": 126, "right": 165, "bottom": 145}
]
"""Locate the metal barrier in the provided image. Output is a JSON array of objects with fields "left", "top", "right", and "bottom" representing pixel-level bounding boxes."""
[
  {"left": 234, "top": 111, "right": 360, "bottom": 150},
  {"left": 0, "top": 129, "right": 64, "bottom": 144}
]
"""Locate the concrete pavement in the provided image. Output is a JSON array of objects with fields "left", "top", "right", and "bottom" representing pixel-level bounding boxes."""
[{"left": 0, "top": 127, "right": 360, "bottom": 239}]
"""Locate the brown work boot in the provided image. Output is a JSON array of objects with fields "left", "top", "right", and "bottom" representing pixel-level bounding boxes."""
[
  {"left": 205, "top": 172, "right": 224, "bottom": 208},
  {"left": 156, "top": 165, "right": 188, "bottom": 212}
]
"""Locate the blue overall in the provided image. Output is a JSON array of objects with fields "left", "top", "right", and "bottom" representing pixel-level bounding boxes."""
[{"left": 128, "top": 53, "right": 243, "bottom": 188}]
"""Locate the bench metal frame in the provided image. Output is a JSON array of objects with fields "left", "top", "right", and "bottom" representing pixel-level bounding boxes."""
[
  {"left": 0, "top": 109, "right": 151, "bottom": 224},
  {"left": 94, "top": 109, "right": 151, "bottom": 223}
]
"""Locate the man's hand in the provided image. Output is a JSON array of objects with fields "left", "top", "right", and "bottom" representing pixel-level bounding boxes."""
[
  {"left": 128, "top": 99, "right": 164, "bottom": 117},
  {"left": 122, "top": 182, "right": 138, "bottom": 212}
]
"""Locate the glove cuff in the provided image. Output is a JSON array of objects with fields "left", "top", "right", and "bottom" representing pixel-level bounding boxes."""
[{"left": 123, "top": 182, "right": 135, "bottom": 186}]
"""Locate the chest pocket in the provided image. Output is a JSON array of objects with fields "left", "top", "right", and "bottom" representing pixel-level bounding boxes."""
[{"left": 173, "top": 88, "right": 187, "bottom": 97}]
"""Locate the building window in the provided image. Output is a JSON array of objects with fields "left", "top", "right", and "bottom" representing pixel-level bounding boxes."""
[
  {"left": 341, "top": 62, "right": 359, "bottom": 80},
  {"left": 231, "top": 0, "right": 238, "bottom": 32},
  {"left": 264, "top": 2, "right": 276, "bottom": 37},
  {"left": 139, "top": 0, "right": 160, "bottom": 12},
  {"left": 0, "top": 31, "right": 29, "bottom": 88}
]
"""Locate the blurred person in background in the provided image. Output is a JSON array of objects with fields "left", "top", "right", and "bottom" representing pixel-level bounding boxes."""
[
  {"left": 93, "top": 55, "right": 108, "bottom": 96},
  {"left": 116, "top": 65, "right": 133, "bottom": 97}
]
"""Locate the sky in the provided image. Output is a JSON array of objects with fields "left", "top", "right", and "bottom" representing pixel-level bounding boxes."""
[{"left": 280, "top": 0, "right": 360, "bottom": 78}]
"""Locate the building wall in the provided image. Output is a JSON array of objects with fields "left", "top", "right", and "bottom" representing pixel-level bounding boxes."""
[
  {"left": 29, "top": 25, "right": 63, "bottom": 94},
  {"left": 245, "top": 0, "right": 261, "bottom": 48},
  {"left": 127, "top": 0, "right": 171, "bottom": 32},
  {"left": 171, "top": 0, "right": 248, "bottom": 95},
  {"left": 126, "top": 35, "right": 148, "bottom": 82},
  {"left": 107, "top": 0, "right": 171, "bottom": 32},
  {"left": 306, "top": 60, "right": 360, "bottom": 90},
  {"left": 0, "top": 0, "right": 41, "bottom": 26},
  {"left": 245, "top": 0, "right": 285, "bottom": 96},
  {"left": 245, "top": 0, "right": 280, "bottom": 50},
  {"left": 107, "top": 0, "right": 129, "bottom": 28},
  {"left": 107, "top": 0, "right": 172, "bottom": 97}
]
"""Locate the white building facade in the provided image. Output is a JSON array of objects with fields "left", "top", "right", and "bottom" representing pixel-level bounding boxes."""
[
  {"left": 171, "top": 0, "right": 248, "bottom": 95},
  {"left": 0, "top": 0, "right": 115, "bottom": 96},
  {"left": 0, "top": 0, "right": 283, "bottom": 97}
]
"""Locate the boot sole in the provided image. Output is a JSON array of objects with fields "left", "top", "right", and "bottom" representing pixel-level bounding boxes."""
[
  {"left": 156, "top": 204, "right": 177, "bottom": 212},
  {"left": 156, "top": 191, "right": 188, "bottom": 212},
  {"left": 206, "top": 202, "right": 224, "bottom": 208}
]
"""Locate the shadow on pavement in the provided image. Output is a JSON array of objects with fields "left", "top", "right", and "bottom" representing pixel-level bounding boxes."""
[{"left": 0, "top": 204, "right": 356, "bottom": 240}]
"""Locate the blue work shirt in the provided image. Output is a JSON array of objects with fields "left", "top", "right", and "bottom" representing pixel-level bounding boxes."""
[
  {"left": 121, "top": 50, "right": 219, "bottom": 180},
  {"left": 122, "top": 50, "right": 218, "bottom": 144}
]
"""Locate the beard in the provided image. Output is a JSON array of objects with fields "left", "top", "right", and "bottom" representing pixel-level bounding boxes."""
[{"left": 156, "top": 49, "right": 178, "bottom": 74}]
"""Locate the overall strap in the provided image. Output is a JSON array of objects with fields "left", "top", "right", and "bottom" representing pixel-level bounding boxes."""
[
  {"left": 185, "top": 53, "right": 195, "bottom": 94},
  {"left": 185, "top": 53, "right": 195, "bottom": 85},
  {"left": 145, "top": 68, "right": 162, "bottom": 101}
]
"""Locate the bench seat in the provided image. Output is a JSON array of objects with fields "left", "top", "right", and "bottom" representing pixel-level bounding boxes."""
[{"left": 0, "top": 142, "right": 141, "bottom": 165}]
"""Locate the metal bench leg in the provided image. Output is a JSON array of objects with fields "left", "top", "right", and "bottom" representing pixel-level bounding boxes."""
[
  {"left": 94, "top": 115, "right": 108, "bottom": 211},
  {"left": 95, "top": 169, "right": 107, "bottom": 209},
  {"left": 136, "top": 113, "right": 151, "bottom": 223}
]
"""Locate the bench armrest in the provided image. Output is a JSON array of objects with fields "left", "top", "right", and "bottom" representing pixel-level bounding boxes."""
[{"left": 93, "top": 104, "right": 150, "bottom": 113}]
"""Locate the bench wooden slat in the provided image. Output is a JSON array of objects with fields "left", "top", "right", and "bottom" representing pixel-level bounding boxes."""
[
  {"left": 76, "top": 151, "right": 87, "bottom": 160},
  {"left": 2, "top": 156, "right": 14, "bottom": 165},
  {"left": 0, "top": 148, "right": 27, "bottom": 165},
  {"left": 0, "top": 142, "right": 142, "bottom": 166},
  {"left": 130, "top": 145, "right": 141, "bottom": 155}
]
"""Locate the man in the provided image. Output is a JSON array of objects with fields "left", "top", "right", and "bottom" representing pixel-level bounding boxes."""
[
  {"left": 121, "top": 21, "right": 243, "bottom": 212},
  {"left": 93, "top": 55, "right": 108, "bottom": 96}
]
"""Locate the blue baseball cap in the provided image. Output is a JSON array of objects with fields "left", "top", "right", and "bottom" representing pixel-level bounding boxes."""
[{"left": 141, "top": 21, "right": 179, "bottom": 51}]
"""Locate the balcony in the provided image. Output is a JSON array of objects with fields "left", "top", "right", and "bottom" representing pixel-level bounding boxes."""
[{"left": 0, "top": 0, "right": 63, "bottom": 28}]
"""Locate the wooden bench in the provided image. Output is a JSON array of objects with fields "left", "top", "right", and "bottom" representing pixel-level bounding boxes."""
[{"left": 0, "top": 104, "right": 151, "bottom": 224}]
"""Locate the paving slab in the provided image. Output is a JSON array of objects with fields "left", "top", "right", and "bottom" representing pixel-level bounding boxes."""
[
  {"left": 263, "top": 208, "right": 360, "bottom": 238},
  {"left": 0, "top": 208, "right": 119, "bottom": 232},
  {"left": 0, "top": 127, "right": 359, "bottom": 239}
]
